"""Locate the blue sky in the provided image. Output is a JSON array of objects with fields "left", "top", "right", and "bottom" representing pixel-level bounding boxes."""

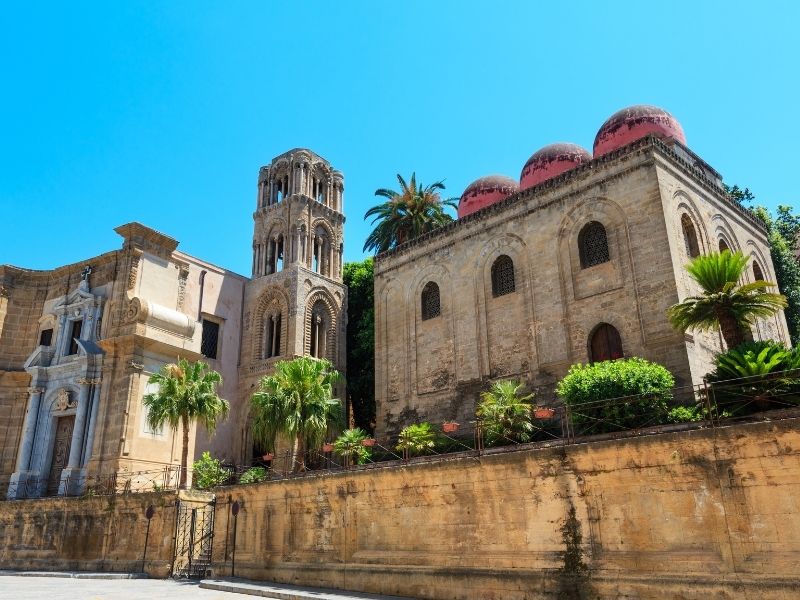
[{"left": 2, "top": 1, "right": 798, "bottom": 275}]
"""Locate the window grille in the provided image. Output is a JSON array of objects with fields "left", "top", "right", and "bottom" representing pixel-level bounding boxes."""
[
  {"left": 39, "top": 328, "right": 53, "bottom": 346},
  {"left": 682, "top": 215, "right": 700, "bottom": 258},
  {"left": 753, "top": 261, "right": 765, "bottom": 281},
  {"left": 491, "top": 255, "right": 516, "bottom": 297},
  {"left": 578, "top": 221, "right": 610, "bottom": 268},
  {"left": 201, "top": 319, "right": 220, "bottom": 359},
  {"left": 421, "top": 282, "right": 441, "bottom": 321},
  {"left": 589, "top": 323, "right": 623, "bottom": 363}
]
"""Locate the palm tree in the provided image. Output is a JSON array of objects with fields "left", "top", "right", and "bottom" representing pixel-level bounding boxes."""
[
  {"left": 667, "top": 250, "right": 787, "bottom": 349},
  {"left": 333, "top": 427, "right": 370, "bottom": 466},
  {"left": 477, "top": 380, "right": 535, "bottom": 445},
  {"left": 250, "top": 356, "right": 342, "bottom": 472},
  {"left": 363, "top": 173, "right": 458, "bottom": 253},
  {"left": 143, "top": 359, "right": 229, "bottom": 489}
]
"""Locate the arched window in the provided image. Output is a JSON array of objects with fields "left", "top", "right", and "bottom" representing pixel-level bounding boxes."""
[
  {"left": 309, "top": 301, "right": 329, "bottom": 359},
  {"left": 578, "top": 221, "right": 610, "bottom": 268},
  {"left": 753, "top": 260, "right": 765, "bottom": 281},
  {"left": 681, "top": 214, "right": 700, "bottom": 258},
  {"left": 718, "top": 238, "right": 729, "bottom": 253},
  {"left": 491, "top": 255, "right": 516, "bottom": 297},
  {"left": 589, "top": 323, "right": 623, "bottom": 363},
  {"left": 265, "top": 312, "right": 282, "bottom": 358},
  {"left": 421, "top": 282, "right": 441, "bottom": 321}
]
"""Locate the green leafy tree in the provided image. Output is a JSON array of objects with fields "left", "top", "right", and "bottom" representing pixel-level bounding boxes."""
[
  {"left": 143, "top": 359, "right": 229, "bottom": 489},
  {"left": 556, "top": 358, "right": 675, "bottom": 433},
  {"left": 396, "top": 422, "right": 438, "bottom": 456},
  {"left": 250, "top": 357, "right": 342, "bottom": 472},
  {"left": 477, "top": 380, "right": 535, "bottom": 445},
  {"left": 724, "top": 183, "right": 755, "bottom": 206},
  {"left": 667, "top": 250, "right": 787, "bottom": 349},
  {"left": 333, "top": 428, "right": 371, "bottom": 465},
  {"left": 363, "top": 173, "right": 457, "bottom": 254},
  {"left": 343, "top": 258, "right": 375, "bottom": 431},
  {"left": 192, "top": 451, "right": 231, "bottom": 490},
  {"left": 752, "top": 205, "right": 800, "bottom": 344}
]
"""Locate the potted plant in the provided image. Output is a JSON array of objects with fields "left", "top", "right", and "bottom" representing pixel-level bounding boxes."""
[
  {"left": 262, "top": 452, "right": 274, "bottom": 461},
  {"left": 361, "top": 438, "right": 376, "bottom": 447},
  {"left": 442, "top": 421, "right": 460, "bottom": 433},
  {"left": 533, "top": 407, "right": 555, "bottom": 419},
  {"left": 322, "top": 443, "right": 334, "bottom": 453}
]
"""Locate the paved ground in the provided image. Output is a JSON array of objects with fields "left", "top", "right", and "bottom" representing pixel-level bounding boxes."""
[
  {"left": 0, "top": 575, "right": 415, "bottom": 600},
  {"left": 0, "top": 575, "right": 249, "bottom": 600}
]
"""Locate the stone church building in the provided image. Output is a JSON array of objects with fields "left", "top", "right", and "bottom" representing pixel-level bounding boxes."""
[
  {"left": 373, "top": 105, "right": 789, "bottom": 439},
  {"left": 0, "top": 106, "right": 790, "bottom": 497},
  {"left": 0, "top": 148, "right": 345, "bottom": 498}
]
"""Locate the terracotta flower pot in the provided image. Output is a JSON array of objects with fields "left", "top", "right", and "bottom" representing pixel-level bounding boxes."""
[
  {"left": 262, "top": 453, "right": 274, "bottom": 461},
  {"left": 322, "top": 443, "right": 334, "bottom": 453},
  {"left": 533, "top": 407, "right": 555, "bottom": 420},
  {"left": 442, "top": 422, "right": 460, "bottom": 433},
  {"left": 361, "top": 438, "right": 376, "bottom": 447}
]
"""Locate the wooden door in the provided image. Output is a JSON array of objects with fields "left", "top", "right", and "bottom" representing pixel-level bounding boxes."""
[{"left": 47, "top": 415, "right": 74, "bottom": 495}]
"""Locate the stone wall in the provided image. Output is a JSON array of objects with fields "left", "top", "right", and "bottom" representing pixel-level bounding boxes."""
[
  {"left": 0, "top": 491, "right": 176, "bottom": 577},
  {"left": 2, "top": 418, "right": 799, "bottom": 598}
]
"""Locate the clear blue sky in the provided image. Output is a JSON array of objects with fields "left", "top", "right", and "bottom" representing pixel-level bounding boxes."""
[{"left": 2, "top": 1, "right": 798, "bottom": 275}]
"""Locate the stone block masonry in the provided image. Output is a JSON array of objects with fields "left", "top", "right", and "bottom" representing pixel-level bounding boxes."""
[{"left": 2, "top": 419, "right": 800, "bottom": 598}]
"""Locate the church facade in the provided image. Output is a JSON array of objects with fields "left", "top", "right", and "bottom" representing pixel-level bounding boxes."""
[
  {"left": 0, "top": 148, "right": 346, "bottom": 498},
  {"left": 373, "top": 105, "right": 789, "bottom": 439}
]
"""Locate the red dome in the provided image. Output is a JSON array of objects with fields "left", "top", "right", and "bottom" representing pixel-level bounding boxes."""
[
  {"left": 593, "top": 105, "right": 686, "bottom": 157},
  {"left": 458, "top": 175, "right": 519, "bottom": 218},
  {"left": 520, "top": 143, "right": 592, "bottom": 190}
]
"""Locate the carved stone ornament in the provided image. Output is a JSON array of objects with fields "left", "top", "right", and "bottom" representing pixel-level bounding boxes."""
[
  {"left": 128, "top": 254, "right": 141, "bottom": 290},
  {"left": 55, "top": 388, "right": 77, "bottom": 411}
]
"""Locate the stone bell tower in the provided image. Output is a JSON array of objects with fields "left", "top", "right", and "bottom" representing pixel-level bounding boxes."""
[{"left": 238, "top": 148, "right": 347, "bottom": 457}]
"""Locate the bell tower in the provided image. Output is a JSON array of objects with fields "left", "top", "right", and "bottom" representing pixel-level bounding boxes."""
[{"left": 239, "top": 149, "right": 347, "bottom": 458}]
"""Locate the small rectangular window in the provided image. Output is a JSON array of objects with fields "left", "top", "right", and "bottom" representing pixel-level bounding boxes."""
[
  {"left": 201, "top": 319, "right": 220, "bottom": 359},
  {"left": 39, "top": 328, "right": 53, "bottom": 346},
  {"left": 67, "top": 320, "right": 83, "bottom": 355}
]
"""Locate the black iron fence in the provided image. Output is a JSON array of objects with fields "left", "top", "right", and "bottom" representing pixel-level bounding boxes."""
[{"left": 5, "top": 369, "right": 800, "bottom": 499}]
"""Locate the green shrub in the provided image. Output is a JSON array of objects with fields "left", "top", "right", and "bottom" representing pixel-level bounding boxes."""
[
  {"left": 192, "top": 451, "right": 231, "bottom": 490},
  {"left": 666, "top": 405, "right": 703, "bottom": 423},
  {"left": 556, "top": 358, "right": 674, "bottom": 433},
  {"left": 396, "top": 422, "right": 438, "bottom": 456},
  {"left": 477, "top": 380, "right": 535, "bottom": 446},
  {"left": 239, "top": 466, "right": 267, "bottom": 485},
  {"left": 334, "top": 428, "right": 372, "bottom": 465}
]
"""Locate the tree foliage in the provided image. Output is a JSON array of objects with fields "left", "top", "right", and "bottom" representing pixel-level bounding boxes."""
[
  {"left": 249, "top": 357, "right": 342, "bottom": 472},
  {"left": 363, "top": 173, "right": 457, "bottom": 253},
  {"left": 143, "top": 359, "right": 229, "bottom": 489},
  {"left": 667, "top": 250, "right": 786, "bottom": 348},
  {"left": 476, "top": 380, "right": 535, "bottom": 445},
  {"left": 343, "top": 258, "right": 375, "bottom": 432},
  {"left": 192, "top": 451, "right": 231, "bottom": 490}
]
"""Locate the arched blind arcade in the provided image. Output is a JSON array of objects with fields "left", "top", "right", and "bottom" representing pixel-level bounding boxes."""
[
  {"left": 491, "top": 255, "right": 516, "bottom": 297},
  {"left": 753, "top": 260, "right": 765, "bottom": 282},
  {"left": 578, "top": 221, "right": 610, "bottom": 268},
  {"left": 682, "top": 215, "right": 700, "bottom": 258}
]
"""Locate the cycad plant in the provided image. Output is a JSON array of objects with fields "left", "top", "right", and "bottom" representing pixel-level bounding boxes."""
[
  {"left": 396, "top": 422, "right": 438, "bottom": 457},
  {"left": 143, "top": 359, "right": 229, "bottom": 489},
  {"left": 363, "top": 173, "right": 458, "bottom": 253},
  {"left": 477, "top": 380, "right": 535, "bottom": 445},
  {"left": 667, "top": 250, "right": 786, "bottom": 349},
  {"left": 250, "top": 357, "right": 342, "bottom": 472},
  {"left": 333, "top": 428, "right": 371, "bottom": 466}
]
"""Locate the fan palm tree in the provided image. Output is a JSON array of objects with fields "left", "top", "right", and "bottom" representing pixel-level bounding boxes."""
[
  {"left": 333, "top": 427, "right": 370, "bottom": 466},
  {"left": 250, "top": 356, "right": 342, "bottom": 472},
  {"left": 363, "top": 173, "right": 458, "bottom": 253},
  {"left": 477, "top": 380, "right": 535, "bottom": 445},
  {"left": 667, "top": 250, "right": 787, "bottom": 349},
  {"left": 143, "top": 359, "right": 229, "bottom": 489}
]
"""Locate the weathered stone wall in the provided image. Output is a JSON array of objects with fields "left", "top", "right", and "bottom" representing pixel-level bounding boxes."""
[
  {"left": 0, "top": 491, "right": 177, "bottom": 577},
  {"left": 210, "top": 418, "right": 800, "bottom": 599},
  {"left": 1, "top": 419, "right": 800, "bottom": 597}
]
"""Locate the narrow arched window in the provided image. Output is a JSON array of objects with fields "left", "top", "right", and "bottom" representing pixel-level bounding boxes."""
[
  {"left": 589, "top": 323, "right": 623, "bottom": 363},
  {"left": 578, "top": 221, "right": 610, "bottom": 268},
  {"left": 421, "top": 282, "right": 441, "bottom": 321},
  {"left": 718, "top": 238, "right": 729, "bottom": 253},
  {"left": 265, "top": 312, "right": 282, "bottom": 359},
  {"left": 753, "top": 260, "right": 765, "bottom": 282},
  {"left": 681, "top": 214, "right": 700, "bottom": 258},
  {"left": 491, "top": 255, "right": 515, "bottom": 297},
  {"left": 309, "top": 301, "right": 329, "bottom": 359}
]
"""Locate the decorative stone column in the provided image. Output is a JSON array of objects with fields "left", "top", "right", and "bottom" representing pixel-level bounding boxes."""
[
  {"left": 82, "top": 379, "right": 102, "bottom": 467},
  {"left": 7, "top": 387, "right": 44, "bottom": 499},
  {"left": 60, "top": 379, "right": 92, "bottom": 495}
]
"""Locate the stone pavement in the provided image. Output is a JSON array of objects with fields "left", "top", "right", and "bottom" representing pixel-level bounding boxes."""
[{"left": 0, "top": 574, "right": 417, "bottom": 600}]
